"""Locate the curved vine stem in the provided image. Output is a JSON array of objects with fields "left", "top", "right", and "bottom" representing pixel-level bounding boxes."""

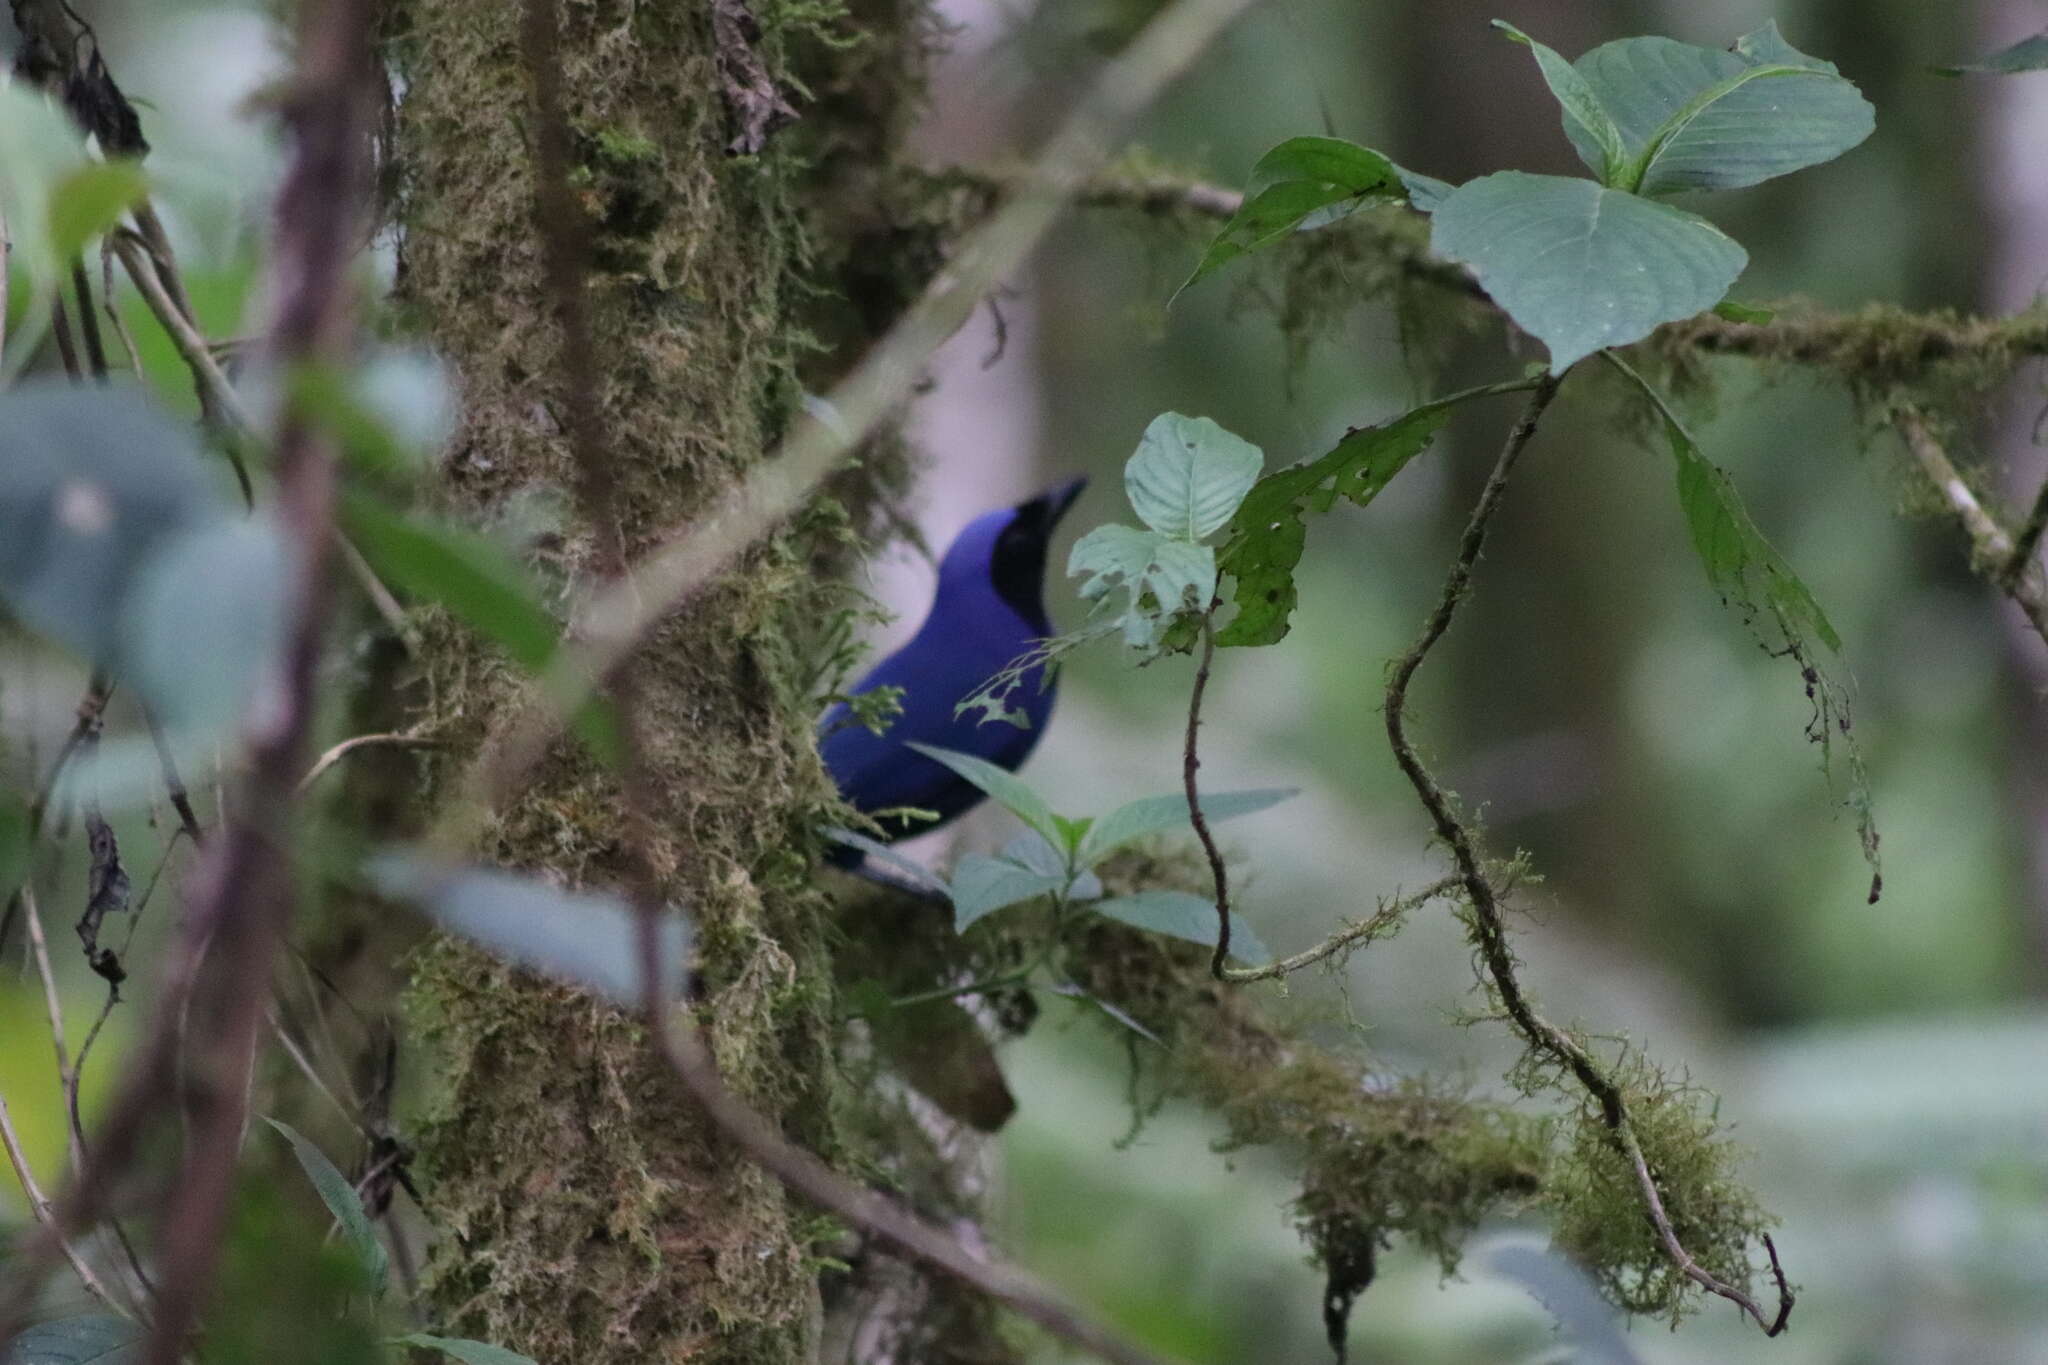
[
  {"left": 1381, "top": 371, "right": 1793, "bottom": 1337},
  {"left": 1180, "top": 608, "right": 1236, "bottom": 978}
]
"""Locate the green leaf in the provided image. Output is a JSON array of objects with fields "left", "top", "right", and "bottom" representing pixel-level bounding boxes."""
[
  {"left": 1712, "top": 298, "right": 1774, "bottom": 325},
  {"left": 1175, "top": 137, "right": 1409, "bottom": 296},
  {"left": 366, "top": 851, "right": 693, "bottom": 1006},
  {"left": 903, "top": 742, "right": 1062, "bottom": 847},
  {"left": 1, "top": 1315, "right": 143, "bottom": 1365},
  {"left": 1494, "top": 20, "right": 1628, "bottom": 184},
  {"left": 118, "top": 516, "right": 289, "bottom": 740},
  {"left": 340, "top": 491, "right": 556, "bottom": 670},
  {"left": 1933, "top": 31, "right": 2048, "bottom": 76},
  {"left": 1396, "top": 168, "right": 1456, "bottom": 214},
  {"left": 0, "top": 381, "right": 228, "bottom": 668},
  {"left": 1431, "top": 171, "right": 1746, "bottom": 373},
  {"left": 389, "top": 1335, "right": 539, "bottom": 1365},
  {"left": 949, "top": 853, "right": 1069, "bottom": 931},
  {"left": 1607, "top": 355, "right": 1880, "bottom": 896},
  {"left": 1089, "top": 890, "right": 1271, "bottom": 965},
  {"left": 1562, "top": 32, "right": 1871, "bottom": 196},
  {"left": 1068, "top": 524, "right": 1216, "bottom": 651},
  {"left": 1124, "top": 413, "right": 1264, "bottom": 542},
  {"left": 1076, "top": 787, "right": 1297, "bottom": 867},
  {"left": 46, "top": 160, "right": 147, "bottom": 264},
  {"left": 264, "top": 1117, "right": 389, "bottom": 1296},
  {"left": 1217, "top": 404, "right": 1453, "bottom": 646}
]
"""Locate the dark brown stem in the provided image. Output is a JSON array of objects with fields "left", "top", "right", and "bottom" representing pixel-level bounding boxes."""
[
  {"left": 2007, "top": 470, "right": 2048, "bottom": 591},
  {"left": 50, "top": 293, "right": 84, "bottom": 379},
  {"left": 1382, "top": 374, "right": 1791, "bottom": 1335},
  {"left": 1181, "top": 609, "right": 1232, "bottom": 977},
  {"left": 71, "top": 259, "right": 109, "bottom": 380}
]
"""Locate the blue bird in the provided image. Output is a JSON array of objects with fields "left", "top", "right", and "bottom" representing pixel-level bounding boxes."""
[{"left": 822, "top": 477, "right": 1086, "bottom": 854}]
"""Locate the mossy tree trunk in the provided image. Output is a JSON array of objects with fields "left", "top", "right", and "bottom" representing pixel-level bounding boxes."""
[{"left": 378, "top": 3, "right": 932, "bottom": 1361}]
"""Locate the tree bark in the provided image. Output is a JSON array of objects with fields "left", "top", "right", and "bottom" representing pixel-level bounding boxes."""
[{"left": 380, "top": 2, "right": 934, "bottom": 1359}]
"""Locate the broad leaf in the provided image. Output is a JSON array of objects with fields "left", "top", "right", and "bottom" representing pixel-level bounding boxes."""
[
  {"left": 1933, "top": 31, "right": 2048, "bottom": 76},
  {"left": 1175, "top": 137, "right": 1413, "bottom": 295},
  {"left": 1124, "top": 413, "right": 1264, "bottom": 542},
  {"left": 1563, "top": 31, "right": 1872, "bottom": 195},
  {"left": 367, "top": 852, "right": 693, "bottom": 1006},
  {"left": 1068, "top": 524, "right": 1215, "bottom": 651},
  {"left": 1495, "top": 21, "right": 1627, "bottom": 184},
  {"left": 949, "top": 852, "right": 1069, "bottom": 931},
  {"left": 1089, "top": 889, "right": 1271, "bottom": 965},
  {"left": 0, "top": 382, "right": 226, "bottom": 667},
  {"left": 265, "top": 1117, "right": 389, "bottom": 1295},
  {"left": 389, "top": 1336, "right": 539, "bottom": 1365},
  {"left": 1, "top": 1315, "right": 143, "bottom": 1365},
  {"left": 46, "top": 160, "right": 147, "bottom": 264},
  {"left": 340, "top": 492, "right": 557, "bottom": 671},
  {"left": 1001, "top": 830, "right": 1101, "bottom": 898},
  {"left": 1431, "top": 172, "right": 1746, "bottom": 372},
  {"left": 1077, "top": 787, "right": 1297, "bottom": 866},
  {"left": 118, "top": 516, "right": 289, "bottom": 739},
  {"left": 1217, "top": 404, "right": 1452, "bottom": 645},
  {"left": 905, "top": 742, "right": 1062, "bottom": 847}
]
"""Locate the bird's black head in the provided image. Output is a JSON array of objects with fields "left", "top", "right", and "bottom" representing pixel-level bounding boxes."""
[{"left": 988, "top": 476, "right": 1086, "bottom": 628}]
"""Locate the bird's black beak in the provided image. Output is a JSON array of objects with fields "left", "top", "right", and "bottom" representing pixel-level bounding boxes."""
[{"left": 1017, "top": 476, "right": 1087, "bottom": 532}]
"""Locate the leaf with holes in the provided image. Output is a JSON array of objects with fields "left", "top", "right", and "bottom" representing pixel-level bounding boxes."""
[
  {"left": 1124, "top": 413, "right": 1264, "bottom": 542},
  {"left": 1431, "top": 172, "right": 1745, "bottom": 372},
  {"left": 1068, "top": 524, "right": 1216, "bottom": 651},
  {"left": 1217, "top": 404, "right": 1454, "bottom": 645}
]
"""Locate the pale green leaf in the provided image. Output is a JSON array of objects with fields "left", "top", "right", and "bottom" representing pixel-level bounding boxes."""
[
  {"left": 1124, "top": 413, "right": 1264, "bottom": 541},
  {"left": 1174, "top": 137, "right": 1411, "bottom": 295},
  {"left": 1, "top": 1315, "right": 143, "bottom": 1365},
  {"left": 46, "top": 160, "right": 147, "bottom": 264},
  {"left": 1430, "top": 172, "right": 1746, "bottom": 372},
  {"left": 1494, "top": 20, "right": 1627, "bottom": 184},
  {"left": 1077, "top": 787, "right": 1297, "bottom": 867},
  {"left": 265, "top": 1117, "right": 389, "bottom": 1295},
  {"left": 904, "top": 742, "right": 1061, "bottom": 847},
  {"left": 1933, "top": 31, "right": 2048, "bottom": 76},
  {"left": 1068, "top": 523, "right": 1216, "bottom": 652},
  {"left": 1089, "top": 890, "right": 1271, "bottom": 964},
  {"left": 366, "top": 851, "right": 693, "bottom": 1006},
  {"left": 950, "top": 853, "right": 1068, "bottom": 930}
]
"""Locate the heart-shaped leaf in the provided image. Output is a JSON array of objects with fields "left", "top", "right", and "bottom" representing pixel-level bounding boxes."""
[{"left": 1431, "top": 171, "right": 1746, "bottom": 372}]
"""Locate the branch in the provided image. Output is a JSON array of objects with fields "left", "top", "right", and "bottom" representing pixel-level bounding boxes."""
[
  {"left": 1180, "top": 609, "right": 1234, "bottom": 977},
  {"left": 435, "top": 0, "right": 1271, "bottom": 848},
  {"left": 1896, "top": 409, "right": 2048, "bottom": 644},
  {"left": 1381, "top": 374, "right": 1792, "bottom": 1335},
  {"left": 0, "top": 1094, "right": 130, "bottom": 1319},
  {"left": 1219, "top": 876, "right": 1460, "bottom": 984},
  {"left": 297, "top": 732, "right": 445, "bottom": 794}
]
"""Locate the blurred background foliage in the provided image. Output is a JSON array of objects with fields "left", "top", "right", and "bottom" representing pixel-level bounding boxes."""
[{"left": 3, "top": 0, "right": 2047, "bottom": 1361}]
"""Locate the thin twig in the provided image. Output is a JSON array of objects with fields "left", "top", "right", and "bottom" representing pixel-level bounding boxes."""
[
  {"left": 2003, "top": 469, "right": 2048, "bottom": 593},
  {"left": 297, "top": 731, "right": 445, "bottom": 794},
  {"left": 144, "top": 710, "right": 206, "bottom": 845},
  {"left": 437, "top": 0, "right": 1269, "bottom": 851},
  {"left": 19, "top": 885, "right": 84, "bottom": 1178},
  {"left": 71, "top": 257, "right": 110, "bottom": 380},
  {"left": 0, "top": 1093, "right": 130, "bottom": 1319},
  {"left": 1180, "top": 609, "right": 1233, "bottom": 977},
  {"left": 101, "top": 242, "right": 147, "bottom": 377},
  {"left": 1382, "top": 375, "right": 1791, "bottom": 1335},
  {"left": 1219, "top": 876, "right": 1460, "bottom": 984},
  {"left": 1896, "top": 409, "right": 2048, "bottom": 643}
]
